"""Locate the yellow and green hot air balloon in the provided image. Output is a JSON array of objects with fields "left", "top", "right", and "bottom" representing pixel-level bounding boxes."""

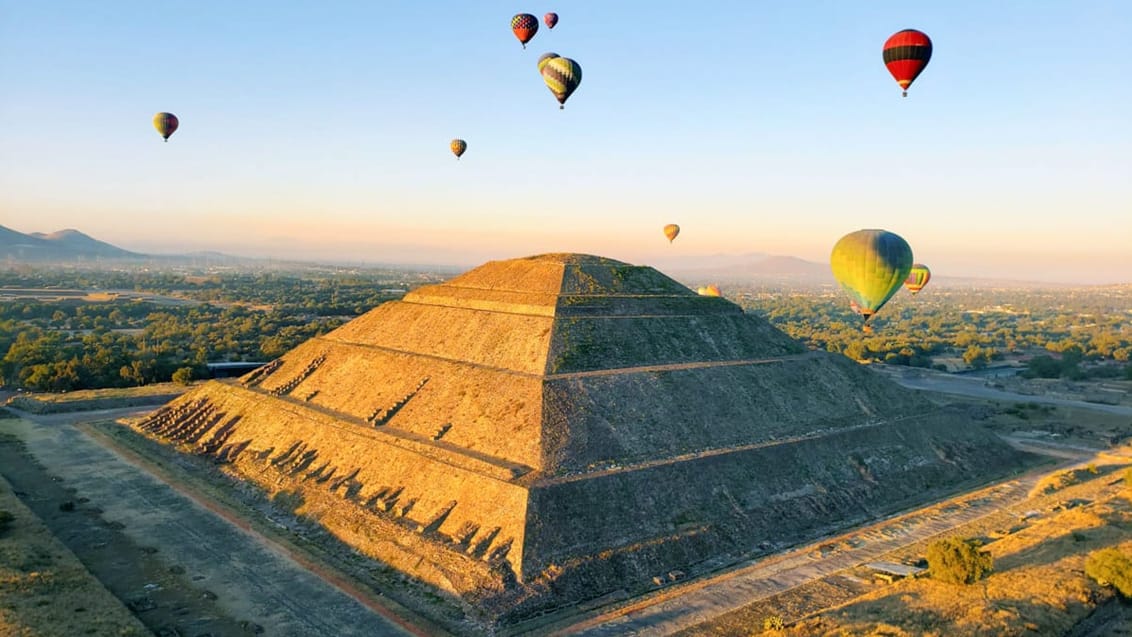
[
  {"left": 153, "top": 112, "right": 178, "bottom": 142},
  {"left": 541, "top": 56, "right": 581, "bottom": 109},
  {"left": 830, "top": 229, "right": 913, "bottom": 325},
  {"left": 663, "top": 223, "right": 680, "bottom": 243},
  {"left": 904, "top": 263, "right": 931, "bottom": 295},
  {"left": 450, "top": 138, "right": 467, "bottom": 159}
]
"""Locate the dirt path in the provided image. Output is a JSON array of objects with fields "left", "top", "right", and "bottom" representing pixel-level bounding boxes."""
[
  {"left": 548, "top": 444, "right": 1092, "bottom": 636},
  {"left": 0, "top": 414, "right": 419, "bottom": 637}
]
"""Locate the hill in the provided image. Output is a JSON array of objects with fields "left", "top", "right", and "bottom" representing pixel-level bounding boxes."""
[{"left": 1, "top": 225, "right": 140, "bottom": 261}]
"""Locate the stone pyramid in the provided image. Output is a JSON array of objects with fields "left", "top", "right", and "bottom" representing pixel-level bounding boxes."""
[{"left": 136, "top": 253, "right": 1028, "bottom": 615}]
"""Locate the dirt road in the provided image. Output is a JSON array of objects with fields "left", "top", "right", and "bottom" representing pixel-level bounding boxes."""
[{"left": 0, "top": 411, "right": 420, "bottom": 636}]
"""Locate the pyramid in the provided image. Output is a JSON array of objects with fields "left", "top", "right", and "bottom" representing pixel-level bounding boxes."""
[{"left": 135, "top": 253, "right": 1029, "bottom": 615}]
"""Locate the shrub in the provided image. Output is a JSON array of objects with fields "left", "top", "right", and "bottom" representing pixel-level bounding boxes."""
[
  {"left": 0, "top": 509, "right": 14, "bottom": 534},
  {"left": 927, "top": 537, "right": 994, "bottom": 585},
  {"left": 1087, "top": 463, "right": 1098, "bottom": 475},
  {"left": 763, "top": 615, "right": 785, "bottom": 631},
  {"left": 1086, "top": 548, "right": 1132, "bottom": 597},
  {"left": 171, "top": 367, "right": 195, "bottom": 385}
]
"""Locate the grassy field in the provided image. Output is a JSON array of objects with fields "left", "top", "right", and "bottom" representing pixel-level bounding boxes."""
[
  {"left": 5, "top": 382, "right": 191, "bottom": 414},
  {"left": 0, "top": 473, "right": 148, "bottom": 637}
]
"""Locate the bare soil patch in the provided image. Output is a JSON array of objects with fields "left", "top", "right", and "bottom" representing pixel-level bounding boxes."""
[{"left": 6, "top": 383, "right": 190, "bottom": 414}]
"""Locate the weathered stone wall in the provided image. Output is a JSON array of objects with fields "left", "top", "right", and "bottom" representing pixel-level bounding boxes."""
[
  {"left": 138, "top": 383, "right": 534, "bottom": 583},
  {"left": 522, "top": 411, "right": 1029, "bottom": 581},
  {"left": 541, "top": 353, "right": 924, "bottom": 473}
]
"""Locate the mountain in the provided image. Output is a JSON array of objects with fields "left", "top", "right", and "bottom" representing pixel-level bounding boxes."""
[
  {"left": 664, "top": 253, "right": 831, "bottom": 284},
  {"left": 1, "top": 225, "right": 141, "bottom": 261}
]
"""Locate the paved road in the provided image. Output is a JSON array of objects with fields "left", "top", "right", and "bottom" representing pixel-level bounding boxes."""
[
  {"left": 890, "top": 373, "right": 1132, "bottom": 416},
  {"left": 1, "top": 410, "right": 419, "bottom": 637}
]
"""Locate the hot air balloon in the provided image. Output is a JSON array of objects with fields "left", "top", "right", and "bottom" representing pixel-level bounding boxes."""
[
  {"left": 153, "top": 112, "right": 178, "bottom": 142},
  {"left": 541, "top": 56, "right": 581, "bottom": 109},
  {"left": 511, "top": 13, "right": 539, "bottom": 48},
  {"left": 883, "top": 29, "right": 932, "bottom": 97},
  {"left": 450, "top": 139, "right": 467, "bottom": 159},
  {"left": 544, "top": 12, "right": 558, "bottom": 29},
  {"left": 830, "top": 229, "right": 913, "bottom": 326},
  {"left": 904, "top": 263, "right": 931, "bottom": 294},
  {"left": 537, "top": 52, "right": 560, "bottom": 73},
  {"left": 663, "top": 224, "right": 680, "bottom": 243},
  {"left": 697, "top": 284, "right": 721, "bottom": 297}
]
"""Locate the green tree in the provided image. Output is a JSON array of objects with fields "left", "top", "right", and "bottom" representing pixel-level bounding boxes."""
[
  {"left": 927, "top": 537, "right": 993, "bottom": 585},
  {"left": 1085, "top": 548, "right": 1132, "bottom": 597},
  {"left": 171, "top": 367, "right": 195, "bottom": 385}
]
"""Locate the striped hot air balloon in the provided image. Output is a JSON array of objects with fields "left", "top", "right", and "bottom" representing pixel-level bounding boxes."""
[
  {"left": 153, "top": 112, "right": 179, "bottom": 142},
  {"left": 450, "top": 139, "right": 467, "bottom": 159},
  {"left": 541, "top": 56, "right": 581, "bottom": 109},
  {"left": 830, "top": 229, "right": 913, "bottom": 326},
  {"left": 537, "top": 52, "right": 560, "bottom": 73},
  {"left": 882, "top": 29, "right": 932, "bottom": 97},
  {"left": 904, "top": 263, "right": 931, "bottom": 294},
  {"left": 511, "top": 13, "right": 539, "bottom": 48}
]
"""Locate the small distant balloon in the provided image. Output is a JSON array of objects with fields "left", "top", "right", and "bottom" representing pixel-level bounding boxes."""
[
  {"left": 697, "top": 284, "right": 721, "bottom": 297},
  {"left": 450, "top": 139, "right": 467, "bottom": 159},
  {"left": 537, "top": 52, "right": 560, "bottom": 73},
  {"left": 904, "top": 263, "right": 931, "bottom": 294},
  {"left": 153, "top": 112, "right": 178, "bottom": 142},
  {"left": 511, "top": 13, "right": 539, "bottom": 48},
  {"left": 663, "top": 224, "right": 680, "bottom": 243},
  {"left": 883, "top": 29, "right": 932, "bottom": 97},
  {"left": 830, "top": 229, "right": 913, "bottom": 326},
  {"left": 541, "top": 56, "right": 581, "bottom": 109},
  {"left": 544, "top": 12, "right": 558, "bottom": 29}
]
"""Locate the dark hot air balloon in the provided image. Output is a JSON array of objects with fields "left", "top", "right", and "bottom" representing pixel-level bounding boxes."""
[
  {"left": 153, "top": 112, "right": 178, "bottom": 142},
  {"left": 450, "top": 139, "right": 467, "bottom": 159},
  {"left": 883, "top": 29, "right": 932, "bottom": 97},
  {"left": 541, "top": 56, "right": 581, "bottom": 109},
  {"left": 511, "top": 13, "right": 539, "bottom": 48},
  {"left": 544, "top": 12, "right": 558, "bottom": 29}
]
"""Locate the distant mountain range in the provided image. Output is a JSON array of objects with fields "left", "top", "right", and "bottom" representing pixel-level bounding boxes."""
[{"left": 1, "top": 225, "right": 143, "bottom": 261}]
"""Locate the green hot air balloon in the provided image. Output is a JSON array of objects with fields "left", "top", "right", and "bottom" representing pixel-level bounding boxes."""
[{"left": 830, "top": 229, "right": 913, "bottom": 325}]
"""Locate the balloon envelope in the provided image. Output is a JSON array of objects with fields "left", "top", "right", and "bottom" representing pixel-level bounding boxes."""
[
  {"left": 511, "top": 13, "right": 539, "bottom": 48},
  {"left": 544, "top": 12, "right": 558, "bottom": 29},
  {"left": 883, "top": 29, "right": 932, "bottom": 96},
  {"left": 830, "top": 229, "right": 913, "bottom": 322},
  {"left": 450, "top": 139, "right": 467, "bottom": 159},
  {"left": 541, "top": 56, "right": 581, "bottom": 108},
  {"left": 153, "top": 112, "right": 178, "bottom": 141},
  {"left": 663, "top": 224, "right": 680, "bottom": 243},
  {"left": 537, "top": 52, "right": 560, "bottom": 73},
  {"left": 697, "top": 284, "right": 721, "bottom": 297},
  {"left": 904, "top": 263, "right": 931, "bottom": 294}
]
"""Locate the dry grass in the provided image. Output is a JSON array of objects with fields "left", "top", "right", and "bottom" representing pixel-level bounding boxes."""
[{"left": 0, "top": 475, "right": 147, "bottom": 637}]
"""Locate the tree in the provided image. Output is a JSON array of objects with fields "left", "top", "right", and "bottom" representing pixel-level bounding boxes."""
[
  {"left": 1086, "top": 548, "right": 1132, "bottom": 597},
  {"left": 171, "top": 367, "right": 195, "bottom": 385},
  {"left": 927, "top": 537, "right": 993, "bottom": 585}
]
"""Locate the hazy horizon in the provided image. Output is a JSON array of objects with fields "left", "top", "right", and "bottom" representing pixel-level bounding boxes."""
[{"left": 2, "top": 2, "right": 1128, "bottom": 285}]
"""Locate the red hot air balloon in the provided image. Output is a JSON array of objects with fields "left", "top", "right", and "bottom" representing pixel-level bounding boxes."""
[
  {"left": 882, "top": 29, "right": 932, "bottom": 97},
  {"left": 544, "top": 12, "right": 558, "bottom": 29},
  {"left": 511, "top": 13, "right": 539, "bottom": 48}
]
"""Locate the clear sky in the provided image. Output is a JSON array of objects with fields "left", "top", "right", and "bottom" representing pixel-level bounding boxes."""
[{"left": 1, "top": 1, "right": 1129, "bottom": 283}]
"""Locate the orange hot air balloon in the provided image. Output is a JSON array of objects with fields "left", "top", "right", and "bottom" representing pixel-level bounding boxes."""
[
  {"left": 153, "top": 112, "right": 178, "bottom": 142},
  {"left": 663, "top": 224, "right": 680, "bottom": 243},
  {"left": 698, "top": 284, "right": 721, "bottom": 297},
  {"left": 450, "top": 139, "right": 467, "bottom": 159},
  {"left": 511, "top": 13, "right": 539, "bottom": 48}
]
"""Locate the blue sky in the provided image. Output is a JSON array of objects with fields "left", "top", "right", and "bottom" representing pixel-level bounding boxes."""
[{"left": 1, "top": 1, "right": 1129, "bottom": 282}]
